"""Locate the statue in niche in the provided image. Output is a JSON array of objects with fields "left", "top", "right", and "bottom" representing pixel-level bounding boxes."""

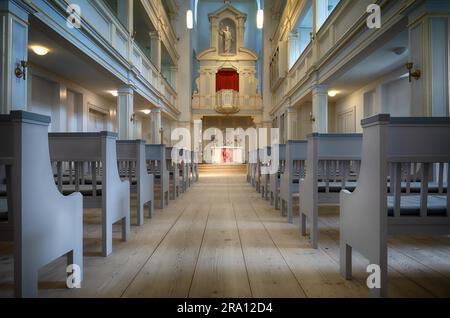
[{"left": 219, "top": 25, "right": 233, "bottom": 53}]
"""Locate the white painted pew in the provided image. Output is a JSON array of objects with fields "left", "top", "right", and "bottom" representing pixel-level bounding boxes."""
[
  {"left": 117, "top": 140, "right": 154, "bottom": 226},
  {"left": 146, "top": 144, "right": 170, "bottom": 209},
  {"left": 254, "top": 149, "right": 262, "bottom": 193},
  {"left": 191, "top": 151, "right": 199, "bottom": 182},
  {"left": 166, "top": 146, "right": 180, "bottom": 199},
  {"left": 0, "top": 111, "right": 83, "bottom": 297},
  {"left": 248, "top": 149, "right": 258, "bottom": 187},
  {"left": 280, "top": 140, "right": 307, "bottom": 223},
  {"left": 259, "top": 146, "right": 271, "bottom": 200},
  {"left": 269, "top": 144, "right": 285, "bottom": 210},
  {"left": 178, "top": 148, "right": 190, "bottom": 192},
  {"left": 49, "top": 131, "right": 130, "bottom": 257},
  {"left": 299, "top": 133, "right": 362, "bottom": 248},
  {"left": 340, "top": 114, "right": 450, "bottom": 297}
]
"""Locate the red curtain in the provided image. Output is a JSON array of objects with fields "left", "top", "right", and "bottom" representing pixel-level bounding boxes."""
[{"left": 216, "top": 69, "right": 239, "bottom": 92}]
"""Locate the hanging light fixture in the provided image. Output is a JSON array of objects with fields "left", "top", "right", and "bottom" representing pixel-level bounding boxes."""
[
  {"left": 30, "top": 45, "right": 50, "bottom": 56},
  {"left": 257, "top": 9, "right": 264, "bottom": 29},
  {"left": 186, "top": 9, "right": 193, "bottom": 29}
]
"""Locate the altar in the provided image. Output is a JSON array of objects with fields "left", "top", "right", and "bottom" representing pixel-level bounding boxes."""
[{"left": 211, "top": 146, "right": 243, "bottom": 164}]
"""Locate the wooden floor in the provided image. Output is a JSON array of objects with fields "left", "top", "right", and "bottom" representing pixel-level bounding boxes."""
[{"left": 1, "top": 164, "right": 450, "bottom": 298}]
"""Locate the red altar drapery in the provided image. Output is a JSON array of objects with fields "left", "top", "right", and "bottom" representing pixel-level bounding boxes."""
[
  {"left": 221, "top": 148, "right": 233, "bottom": 163},
  {"left": 216, "top": 69, "right": 239, "bottom": 92}
]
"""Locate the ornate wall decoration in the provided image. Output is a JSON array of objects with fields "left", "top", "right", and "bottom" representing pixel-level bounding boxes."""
[{"left": 192, "top": 3, "right": 262, "bottom": 116}]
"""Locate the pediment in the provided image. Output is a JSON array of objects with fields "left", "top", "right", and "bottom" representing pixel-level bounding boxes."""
[
  {"left": 197, "top": 47, "right": 258, "bottom": 61},
  {"left": 208, "top": 4, "right": 247, "bottom": 22}
]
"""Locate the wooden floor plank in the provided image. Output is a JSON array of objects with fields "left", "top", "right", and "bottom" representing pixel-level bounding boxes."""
[
  {"left": 0, "top": 164, "right": 448, "bottom": 298},
  {"left": 230, "top": 184, "right": 307, "bottom": 298},
  {"left": 249, "top": 197, "right": 367, "bottom": 298},
  {"left": 122, "top": 199, "right": 209, "bottom": 297},
  {"left": 188, "top": 181, "right": 252, "bottom": 298}
]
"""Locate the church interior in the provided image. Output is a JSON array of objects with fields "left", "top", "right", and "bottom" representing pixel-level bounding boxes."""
[{"left": 0, "top": 0, "right": 450, "bottom": 300}]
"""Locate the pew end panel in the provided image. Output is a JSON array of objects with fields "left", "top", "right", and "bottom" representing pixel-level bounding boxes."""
[
  {"left": 146, "top": 144, "right": 170, "bottom": 209},
  {"left": 300, "top": 133, "right": 362, "bottom": 249},
  {"left": 280, "top": 141, "right": 307, "bottom": 224},
  {"left": 117, "top": 140, "right": 154, "bottom": 225},
  {"left": 0, "top": 111, "right": 83, "bottom": 297},
  {"left": 339, "top": 115, "right": 450, "bottom": 298},
  {"left": 49, "top": 131, "right": 130, "bottom": 257}
]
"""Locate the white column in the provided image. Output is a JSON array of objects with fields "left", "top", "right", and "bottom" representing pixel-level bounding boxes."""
[
  {"left": 0, "top": 0, "right": 33, "bottom": 113},
  {"left": 408, "top": 1, "right": 450, "bottom": 116},
  {"left": 286, "top": 107, "right": 298, "bottom": 140},
  {"left": 149, "top": 31, "right": 161, "bottom": 71},
  {"left": 117, "top": 85, "right": 134, "bottom": 140},
  {"left": 152, "top": 108, "right": 162, "bottom": 144},
  {"left": 312, "top": 84, "right": 328, "bottom": 133}
]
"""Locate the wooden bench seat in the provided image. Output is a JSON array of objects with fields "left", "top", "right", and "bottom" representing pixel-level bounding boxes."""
[
  {"left": 0, "top": 111, "right": 83, "bottom": 297},
  {"left": 280, "top": 140, "right": 307, "bottom": 223},
  {"left": 146, "top": 144, "right": 170, "bottom": 209},
  {"left": 117, "top": 140, "right": 154, "bottom": 226},
  {"left": 387, "top": 195, "right": 447, "bottom": 216},
  {"left": 300, "top": 133, "right": 362, "bottom": 248},
  {"left": 340, "top": 114, "right": 450, "bottom": 298},
  {"left": 49, "top": 131, "right": 130, "bottom": 257}
]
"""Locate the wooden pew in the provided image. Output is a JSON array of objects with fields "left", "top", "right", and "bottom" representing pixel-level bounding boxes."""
[
  {"left": 280, "top": 140, "right": 307, "bottom": 223},
  {"left": 146, "top": 144, "right": 170, "bottom": 209},
  {"left": 248, "top": 149, "right": 258, "bottom": 187},
  {"left": 184, "top": 149, "right": 192, "bottom": 187},
  {"left": 0, "top": 111, "right": 83, "bottom": 297},
  {"left": 299, "top": 133, "right": 362, "bottom": 248},
  {"left": 191, "top": 151, "right": 199, "bottom": 182},
  {"left": 117, "top": 140, "right": 154, "bottom": 226},
  {"left": 178, "top": 148, "right": 190, "bottom": 192},
  {"left": 269, "top": 144, "right": 285, "bottom": 210},
  {"left": 166, "top": 146, "right": 180, "bottom": 199},
  {"left": 49, "top": 131, "right": 130, "bottom": 257},
  {"left": 339, "top": 114, "right": 450, "bottom": 297},
  {"left": 259, "top": 146, "right": 271, "bottom": 200}
]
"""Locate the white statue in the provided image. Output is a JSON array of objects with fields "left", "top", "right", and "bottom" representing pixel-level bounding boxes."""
[{"left": 219, "top": 25, "right": 233, "bottom": 53}]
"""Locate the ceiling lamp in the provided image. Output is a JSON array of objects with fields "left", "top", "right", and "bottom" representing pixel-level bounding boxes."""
[
  {"left": 186, "top": 10, "right": 193, "bottom": 29},
  {"left": 30, "top": 45, "right": 49, "bottom": 56},
  {"left": 142, "top": 109, "right": 151, "bottom": 115},
  {"left": 257, "top": 9, "right": 264, "bottom": 29},
  {"left": 109, "top": 90, "right": 118, "bottom": 97},
  {"left": 328, "top": 90, "right": 338, "bottom": 97}
]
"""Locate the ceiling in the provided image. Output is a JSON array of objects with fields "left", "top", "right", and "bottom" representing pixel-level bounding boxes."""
[
  {"left": 328, "top": 30, "right": 409, "bottom": 98},
  {"left": 28, "top": 16, "right": 122, "bottom": 102},
  {"left": 28, "top": 16, "right": 157, "bottom": 113}
]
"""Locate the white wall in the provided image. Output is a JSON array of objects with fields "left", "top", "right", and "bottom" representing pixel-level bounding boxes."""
[
  {"left": 28, "top": 66, "right": 117, "bottom": 133},
  {"left": 333, "top": 67, "right": 410, "bottom": 132}
]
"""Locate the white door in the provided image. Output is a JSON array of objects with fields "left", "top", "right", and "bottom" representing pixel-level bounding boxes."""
[
  {"left": 337, "top": 107, "right": 356, "bottom": 133},
  {"left": 88, "top": 108, "right": 106, "bottom": 132},
  {"left": 67, "top": 90, "right": 82, "bottom": 132}
]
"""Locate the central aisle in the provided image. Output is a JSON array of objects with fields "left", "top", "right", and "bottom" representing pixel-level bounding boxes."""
[{"left": 2, "top": 164, "right": 448, "bottom": 298}]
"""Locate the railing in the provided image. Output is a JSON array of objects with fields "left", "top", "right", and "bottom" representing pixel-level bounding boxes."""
[
  {"left": 216, "top": 89, "right": 239, "bottom": 110},
  {"left": 270, "top": 0, "right": 393, "bottom": 113},
  {"left": 132, "top": 43, "right": 161, "bottom": 91},
  {"left": 66, "top": 0, "right": 130, "bottom": 59},
  {"left": 192, "top": 91, "right": 262, "bottom": 112},
  {"left": 55, "top": 0, "right": 178, "bottom": 111}
]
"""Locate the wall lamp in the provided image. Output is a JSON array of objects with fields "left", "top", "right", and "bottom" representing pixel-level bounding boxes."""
[
  {"left": 15, "top": 60, "right": 28, "bottom": 80},
  {"left": 309, "top": 112, "right": 316, "bottom": 122},
  {"left": 406, "top": 62, "right": 421, "bottom": 82}
]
